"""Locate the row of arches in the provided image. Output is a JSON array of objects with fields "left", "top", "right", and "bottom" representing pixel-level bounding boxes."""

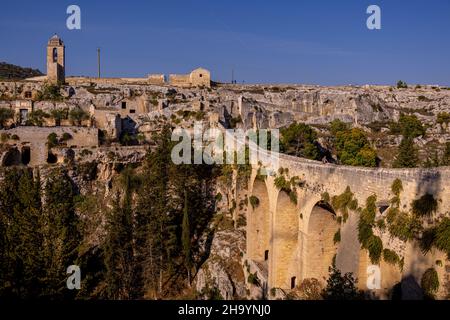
[{"left": 248, "top": 179, "right": 340, "bottom": 291}]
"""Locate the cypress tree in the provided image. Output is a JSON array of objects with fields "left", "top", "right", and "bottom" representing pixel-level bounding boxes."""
[
  {"left": 137, "top": 125, "right": 174, "bottom": 297},
  {"left": 42, "top": 168, "right": 80, "bottom": 298},
  {"left": 0, "top": 169, "right": 23, "bottom": 297},
  {"left": 182, "top": 190, "right": 191, "bottom": 286},
  {"left": 104, "top": 169, "right": 135, "bottom": 299},
  {"left": 14, "top": 169, "right": 45, "bottom": 298},
  {"left": 104, "top": 193, "right": 134, "bottom": 299},
  {"left": 393, "top": 136, "right": 419, "bottom": 168},
  {"left": 0, "top": 168, "right": 44, "bottom": 298}
]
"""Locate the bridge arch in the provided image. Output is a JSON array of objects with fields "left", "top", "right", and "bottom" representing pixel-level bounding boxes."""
[
  {"left": 303, "top": 201, "right": 340, "bottom": 284},
  {"left": 247, "top": 178, "right": 271, "bottom": 262},
  {"left": 271, "top": 190, "right": 299, "bottom": 289}
]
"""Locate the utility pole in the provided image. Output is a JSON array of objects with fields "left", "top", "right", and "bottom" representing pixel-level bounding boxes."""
[
  {"left": 231, "top": 68, "right": 234, "bottom": 84},
  {"left": 97, "top": 48, "right": 101, "bottom": 78}
]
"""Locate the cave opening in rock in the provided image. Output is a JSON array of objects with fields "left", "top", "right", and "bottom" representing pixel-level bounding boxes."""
[
  {"left": 47, "top": 151, "right": 57, "bottom": 164},
  {"left": 21, "top": 146, "right": 30, "bottom": 165}
]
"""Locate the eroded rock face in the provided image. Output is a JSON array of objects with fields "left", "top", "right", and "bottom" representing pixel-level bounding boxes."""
[{"left": 195, "top": 228, "right": 247, "bottom": 300}]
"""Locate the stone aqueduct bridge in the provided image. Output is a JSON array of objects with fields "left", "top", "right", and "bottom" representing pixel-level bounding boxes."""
[{"left": 243, "top": 148, "right": 450, "bottom": 298}]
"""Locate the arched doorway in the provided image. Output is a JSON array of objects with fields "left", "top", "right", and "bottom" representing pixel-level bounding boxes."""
[
  {"left": 248, "top": 179, "right": 270, "bottom": 262},
  {"left": 304, "top": 201, "right": 339, "bottom": 284},
  {"left": 272, "top": 190, "right": 299, "bottom": 289},
  {"left": 21, "top": 146, "right": 31, "bottom": 165},
  {"left": 47, "top": 151, "right": 57, "bottom": 164}
]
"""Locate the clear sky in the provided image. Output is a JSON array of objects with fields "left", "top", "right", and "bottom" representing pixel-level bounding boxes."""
[{"left": 1, "top": 0, "right": 449, "bottom": 85}]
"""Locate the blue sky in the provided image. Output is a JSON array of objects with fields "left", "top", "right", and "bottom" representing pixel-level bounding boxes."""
[{"left": 1, "top": 0, "right": 449, "bottom": 85}]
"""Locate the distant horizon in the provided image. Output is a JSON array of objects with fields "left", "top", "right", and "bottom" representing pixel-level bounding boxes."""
[
  {"left": 1, "top": 0, "right": 449, "bottom": 86},
  {"left": 2, "top": 60, "right": 449, "bottom": 88}
]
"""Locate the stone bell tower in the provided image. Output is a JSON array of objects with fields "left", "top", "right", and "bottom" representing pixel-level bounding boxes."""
[{"left": 47, "top": 34, "right": 65, "bottom": 84}]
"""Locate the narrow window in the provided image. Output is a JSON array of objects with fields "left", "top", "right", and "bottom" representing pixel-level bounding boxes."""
[
  {"left": 130, "top": 109, "right": 136, "bottom": 114},
  {"left": 52, "top": 48, "right": 58, "bottom": 62},
  {"left": 121, "top": 102, "right": 127, "bottom": 109},
  {"left": 291, "top": 277, "right": 296, "bottom": 289},
  {"left": 264, "top": 250, "right": 269, "bottom": 261}
]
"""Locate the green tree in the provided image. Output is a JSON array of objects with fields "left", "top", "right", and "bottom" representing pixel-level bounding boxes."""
[
  {"left": 182, "top": 190, "right": 192, "bottom": 286},
  {"left": 12, "top": 170, "right": 45, "bottom": 298},
  {"left": 0, "top": 169, "right": 29, "bottom": 297},
  {"left": 423, "top": 148, "right": 440, "bottom": 168},
  {"left": 36, "top": 84, "right": 63, "bottom": 101},
  {"left": 61, "top": 132, "right": 73, "bottom": 142},
  {"left": 322, "top": 266, "right": 361, "bottom": 300},
  {"left": 69, "top": 108, "right": 89, "bottom": 126},
  {"left": 390, "top": 114, "right": 425, "bottom": 138},
  {"left": 47, "top": 132, "right": 59, "bottom": 148},
  {"left": 330, "top": 119, "right": 349, "bottom": 136},
  {"left": 104, "top": 184, "right": 134, "bottom": 299},
  {"left": 50, "top": 108, "right": 68, "bottom": 126},
  {"left": 436, "top": 112, "right": 450, "bottom": 125},
  {"left": 135, "top": 124, "right": 218, "bottom": 298},
  {"left": 136, "top": 125, "right": 174, "bottom": 298},
  {"left": 0, "top": 168, "right": 79, "bottom": 299},
  {"left": 0, "top": 107, "right": 14, "bottom": 128},
  {"left": 280, "top": 122, "right": 321, "bottom": 160},
  {"left": 393, "top": 136, "right": 419, "bottom": 168},
  {"left": 0, "top": 169, "right": 44, "bottom": 298},
  {"left": 335, "top": 128, "right": 377, "bottom": 167},
  {"left": 421, "top": 268, "right": 439, "bottom": 299},
  {"left": 27, "top": 110, "right": 49, "bottom": 127},
  {"left": 41, "top": 169, "right": 80, "bottom": 298},
  {"left": 397, "top": 80, "right": 408, "bottom": 89},
  {"left": 120, "top": 132, "right": 133, "bottom": 146}
]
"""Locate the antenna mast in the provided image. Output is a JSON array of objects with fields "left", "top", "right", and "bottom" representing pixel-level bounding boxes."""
[{"left": 97, "top": 48, "right": 101, "bottom": 78}]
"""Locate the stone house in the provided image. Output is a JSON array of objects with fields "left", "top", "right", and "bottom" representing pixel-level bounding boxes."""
[{"left": 169, "top": 68, "right": 211, "bottom": 88}]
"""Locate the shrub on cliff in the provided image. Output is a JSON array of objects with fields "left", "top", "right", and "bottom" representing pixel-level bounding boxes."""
[
  {"left": 412, "top": 193, "right": 438, "bottom": 217},
  {"left": 36, "top": 84, "right": 63, "bottom": 101},
  {"left": 50, "top": 108, "right": 69, "bottom": 125},
  {"left": 383, "top": 249, "right": 401, "bottom": 268},
  {"left": 390, "top": 114, "right": 425, "bottom": 138},
  {"left": 437, "top": 112, "right": 450, "bottom": 125},
  {"left": 46, "top": 132, "right": 59, "bottom": 148},
  {"left": 421, "top": 268, "right": 439, "bottom": 299},
  {"left": 420, "top": 217, "right": 450, "bottom": 259},
  {"left": 69, "top": 108, "right": 89, "bottom": 126},
  {"left": 27, "top": 110, "right": 49, "bottom": 126}
]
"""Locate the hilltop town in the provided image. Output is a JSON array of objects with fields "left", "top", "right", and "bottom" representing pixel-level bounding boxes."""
[{"left": 0, "top": 35, "right": 449, "bottom": 169}]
